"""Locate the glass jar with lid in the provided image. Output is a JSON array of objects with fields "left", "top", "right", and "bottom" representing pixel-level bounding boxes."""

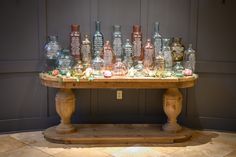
[
  {"left": 134, "top": 60, "right": 145, "bottom": 77},
  {"left": 112, "top": 58, "right": 128, "bottom": 76},
  {"left": 57, "top": 49, "right": 74, "bottom": 75}
]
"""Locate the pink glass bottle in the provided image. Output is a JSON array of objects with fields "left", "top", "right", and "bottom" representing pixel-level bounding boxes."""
[
  {"left": 131, "top": 25, "right": 143, "bottom": 64},
  {"left": 143, "top": 39, "right": 155, "bottom": 69},
  {"left": 70, "top": 24, "right": 81, "bottom": 61},
  {"left": 101, "top": 41, "right": 115, "bottom": 70}
]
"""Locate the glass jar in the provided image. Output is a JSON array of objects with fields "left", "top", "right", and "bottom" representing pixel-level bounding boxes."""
[
  {"left": 112, "top": 58, "right": 127, "bottom": 76},
  {"left": 173, "top": 62, "right": 184, "bottom": 77},
  {"left": 162, "top": 38, "right": 173, "bottom": 71},
  {"left": 123, "top": 39, "right": 133, "bottom": 68},
  {"left": 132, "top": 25, "right": 143, "bottom": 64},
  {"left": 153, "top": 22, "right": 162, "bottom": 58},
  {"left": 155, "top": 53, "right": 165, "bottom": 72},
  {"left": 44, "top": 35, "right": 61, "bottom": 71},
  {"left": 81, "top": 34, "right": 92, "bottom": 67},
  {"left": 184, "top": 44, "right": 196, "bottom": 72},
  {"left": 171, "top": 37, "right": 184, "bottom": 62},
  {"left": 112, "top": 25, "right": 123, "bottom": 58},
  {"left": 143, "top": 39, "right": 155, "bottom": 69},
  {"left": 134, "top": 60, "right": 145, "bottom": 77},
  {"left": 92, "top": 51, "right": 104, "bottom": 76},
  {"left": 70, "top": 24, "right": 81, "bottom": 61},
  {"left": 73, "top": 60, "right": 84, "bottom": 76},
  {"left": 57, "top": 49, "right": 74, "bottom": 75}
]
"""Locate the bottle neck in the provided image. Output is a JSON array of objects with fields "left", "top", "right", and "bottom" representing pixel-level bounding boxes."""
[
  {"left": 95, "top": 22, "right": 101, "bottom": 31},
  {"left": 154, "top": 22, "right": 160, "bottom": 33}
]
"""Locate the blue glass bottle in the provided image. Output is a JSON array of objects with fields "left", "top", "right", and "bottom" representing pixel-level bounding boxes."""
[
  {"left": 112, "top": 25, "right": 123, "bottom": 59},
  {"left": 153, "top": 22, "right": 162, "bottom": 58},
  {"left": 93, "top": 21, "right": 104, "bottom": 58}
]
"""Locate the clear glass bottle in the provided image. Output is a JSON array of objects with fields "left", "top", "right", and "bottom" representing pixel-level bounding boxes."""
[
  {"left": 92, "top": 51, "right": 104, "bottom": 76},
  {"left": 143, "top": 39, "right": 155, "bottom": 69},
  {"left": 184, "top": 44, "right": 196, "bottom": 72},
  {"left": 81, "top": 34, "right": 92, "bottom": 67},
  {"left": 171, "top": 37, "right": 185, "bottom": 62},
  {"left": 112, "top": 25, "right": 123, "bottom": 59},
  {"left": 134, "top": 60, "right": 145, "bottom": 77},
  {"left": 173, "top": 61, "right": 184, "bottom": 77},
  {"left": 162, "top": 38, "right": 173, "bottom": 71},
  {"left": 44, "top": 35, "right": 61, "bottom": 71},
  {"left": 132, "top": 25, "right": 143, "bottom": 64},
  {"left": 123, "top": 39, "right": 133, "bottom": 68},
  {"left": 112, "top": 58, "right": 128, "bottom": 76},
  {"left": 101, "top": 41, "right": 115, "bottom": 70},
  {"left": 57, "top": 49, "right": 74, "bottom": 75},
  {"left": 70, "top": 24, "right": 81, "bottom": 61},
  {"left": 93, "top": 21, "right": 104, "bottom": 57},
  {"left": 153, "top": 22, "right": 162, "bottom": 58}
]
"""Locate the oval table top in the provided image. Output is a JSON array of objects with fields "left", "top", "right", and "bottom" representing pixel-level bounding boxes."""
[{"left": 39, "top": 73, "right": 198, "bottom": 89}]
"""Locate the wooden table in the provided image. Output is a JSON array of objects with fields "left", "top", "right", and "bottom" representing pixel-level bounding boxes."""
[{"left": 40, "top": 73, "right": 198, "bottom": 144}]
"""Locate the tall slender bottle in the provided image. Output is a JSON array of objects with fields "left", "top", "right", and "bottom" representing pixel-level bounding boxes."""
[
  {"left": 162, "top": 38, "right": 173, "bottom": 71},
  {"left": 153, "top": 22, "right": 162, "bottom": 58},
  {"left": 123, "top": 39, "right": 133, "bottom": 68},
  {"left": 101, "top": 41, "right": 115, "bottom": 70},
  {"left": 70, "top": 24, "right": 81, "bottom": 61},
  {"left": 112, "top": 25, "right": 123, "bottom": 59},
  {"left": 131, "top": 25, "right": 143, "bottom": 65},
  {"left": 93, "top": 21, "right": 104, "bottom": 57},
  {"left": 143, "top": 39, "right": 155, "bottom": 69},
  {"left": 81, "top": 34, "right": 92, "bottom": 67}
]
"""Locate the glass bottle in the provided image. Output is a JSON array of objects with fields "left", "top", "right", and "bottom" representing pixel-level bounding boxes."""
[
  {"left": 153, "top": 22, "right": 162, "bottom": 58},
  {"left": 44, "top": 36, "right": 61, "bottom": 71},
  {"left": 162, "top": 38, "right": 173, "bottom": 71},
  {"left": 123, "top": 39, "right": 133, "bottom": 68},
  {"left": 184, "top": 44, "right": 196, "bottom": 72},
  {"left": 112, "top": 25, "right": 123, "bottom": 59},
  {"left": 70, "top": 24, "right": 81, "bottom": 61},
  {"left": 92, "top": 51, "right": 104, "bottom": 76},
  {"left": 171, "top": 37, "right": 185, "bottom": 62},
  {"left": 101, "top": 41, "right": 115, "bottom": 70},
  {"left": 131, "top": 25, "right": 143, "bottom": 64},
  {"left": 93, "top": 21, "right": 104, "bottom": 57},
  {"left": 57, "top": 49, "right": 74, "bottom": 75},
  {"left": 173, "top": 62, "right": 184, "bottom": 77},
  {"left": 134, "top": 61, "right": 145, "bottom": 77},
  {"left": 112, "top": 58, "right": 128, "bottom": 76},
  {"left": 143, "top": 39, "right": 155, "bottom": 69},
  {"left": 73, "top": 60, "right": 84, "bottom": 76},
  {"left": 81, "top": 34, "right": 92, "bottom": 67}
]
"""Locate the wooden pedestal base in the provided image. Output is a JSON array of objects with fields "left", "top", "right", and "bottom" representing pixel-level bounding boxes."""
[{"left": 43, "top": 124, "right": 192, "bottom": 144}]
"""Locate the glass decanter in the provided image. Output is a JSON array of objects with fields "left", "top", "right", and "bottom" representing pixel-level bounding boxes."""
[
  {"left": 112, "top": 58, "right": 128, "bottom": 76},
  {"left": 173, "top": 62, "right": 184, "bottom": 77},
  {"left": 57, "top": 49, "right": 74, "bottom": 75},
  {"left": 81, "top": 34, "right": 92, "bottom": 67},
  {"left": 123, "top": 39, "right": 133, "bottom": 68},
  {"left": 134, "top": 60, "right": 145, "bottom": 77},
  {"left": 184, "top": 44, "right": 196, "bottom": 72},
  {"left": 92, "top": 51, "right": 104, "bottom": 76},
  {"left": 143, "top": 39, "right": 155, "bottom": 69},
  {"left": 44, "top": 35, "right": 61, "bottom": 71},
  {"left": 70, "top": 24, "right": 81, "bottom": 61},
  {"left": 153, "top": 22, "right": 162, "bottom": 58},
  {"left": 171, "top": 37, "right": 185, "bottom": 62},
  {"left": 162, "top": 38, "right": 173, "bottom": 71},
  {"left": 112, "top": 25, "right": 123, "bottom": 59},
  {"left": 93, "top": 21, "right": 104, "bottom": 57}
]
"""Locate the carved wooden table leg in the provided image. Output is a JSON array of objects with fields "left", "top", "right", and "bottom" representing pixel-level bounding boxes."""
[
  {"left": 55, "top": 88, "right": 76, "bottom": 134},
  {"left": 162, "top": 88, "right": 182, "bottom": 132}
]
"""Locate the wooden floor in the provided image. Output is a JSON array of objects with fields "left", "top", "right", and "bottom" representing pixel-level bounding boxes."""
[{"left": 44, "top": 124, "right": 192, "bottom": 144}]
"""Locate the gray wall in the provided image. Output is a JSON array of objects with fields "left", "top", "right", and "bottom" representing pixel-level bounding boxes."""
[{"left": 0, "top": 0, "right": 235, "bottom": 132}]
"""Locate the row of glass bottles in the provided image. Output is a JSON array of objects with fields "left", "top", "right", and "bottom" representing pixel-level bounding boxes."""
[{"left": 44, "top": 21, "right": 196, "bottom": 77}]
